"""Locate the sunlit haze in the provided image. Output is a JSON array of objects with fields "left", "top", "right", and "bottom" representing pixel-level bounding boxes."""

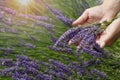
[{"left": 18, "top": 0, "right": 31, "bottom": 6}]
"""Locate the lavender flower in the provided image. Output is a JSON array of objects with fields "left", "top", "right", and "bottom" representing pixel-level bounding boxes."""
[
  {"left": 7, "top": 18, "right": 12, "bottom": 26},
  {"left": 73, "top": 0, "right": 82, "bottom": 16},
  {"left": 0, "top": 58, "right": 15, "bottom": 67},
  {"left": 49, "top": 33, "right": 70, "bottom": 48},
  {"left": 81, "top": 0, "right": 90, "bottom": 11},
  {"left": 53, "top": 27, "right": 82, "bottom": 47},
  {"left": 0, "top": 11, "right": 4, "bottom": 20},
  {"left": 25, "top": 43, "right": 36, "bottom": 49},
  {"left": 0, "top": 47, "right": 14, "bottom": 54},
  {"left": 36, "top": 21, "right": 54, "bottom": 32},
  {"left": 49, "top": 59, "right": 73, "bottom": 75},
  {"left": 29, "top": 35, "right": 39, "bottom": 42},
  {"left": 48, "top": 46, "right": 72, "bottom": 54},
  {"left": 91, "top": 69, "right": 107, "bottom": 79},
  {"left": 84, "top": 59, "right": 101, "bottom": 67},
  {"left": 0, "top": 28, "right": 6, "bottom": 32},
  {"left": 7, "top": 29, "right": 19, "bottom": 34},
  {"left": 45, "top": 4, "right": 74, "bottom": 27},
  {"left": 0, "top": 66, "right": 18, "bottom": 76}
]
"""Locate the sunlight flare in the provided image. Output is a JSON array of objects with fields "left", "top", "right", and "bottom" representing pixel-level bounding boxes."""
[{"left": 18, "top": 0, "right": 31, "bottom": 6}]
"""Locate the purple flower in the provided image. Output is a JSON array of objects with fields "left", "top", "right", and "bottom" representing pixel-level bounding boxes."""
[
  {"left": 25, "top": 43, "right": 36, "bottom": 49},
  {"left": 0, "top": 47, "right": 14, "bottom": 54},
  {"left": 48, "top": 46, "right": 72, "bottom": 54},
  {"left": 45, "top": 4, "right": 74, "bottom": 28},
  {"left": 49, "top": 59, "right": 73, "bottom": 75},
  {"left": 84, "top": 59, "right": 101, "bottom": 67},
  {"left": 0, "top": 28, "right": 6, "bottom": 32},
  {"left": 0, "top": 58, "right": 15, "bottom": 67},
  {"left": 36, "top": 21, "right": 54, "bottom": 32},
  {"left": 81, "top": 0, "right": 90, "bottom": 12},
  {"left": 91, "top": 69, "right": 107, "bottom": 79},
  {"left": 29, "top": 35, "right": 39, "bottom": 41},
  {"left": 53, "top": 27, "right": 81, "bottom": 47},
  {"left": 7, "top": 18, "right": 12, "bottom": 26},
  {"left": 0, "top": 11, "right": 4, "bottom": 19}
]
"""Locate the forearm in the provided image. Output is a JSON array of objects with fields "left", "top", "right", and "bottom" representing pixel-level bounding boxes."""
[{"left": 102, "top": 0, "right": 120, "bottom": 14}]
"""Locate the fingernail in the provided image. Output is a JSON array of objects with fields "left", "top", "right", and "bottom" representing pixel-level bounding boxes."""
[
  {"left": 72, "top": 21, "right": 76, "bottom": 25},
  {"left": 100, "top": 41, "right": 105, "bottom": 48},
  {"left": 77, "top": 46, "right": 79, "bottom": 49},
  {"left": 78, "top": 25, "right": 81, "bottom": 27},
  {"left": 68, "top": 41, "right": 72, "bottom": 45},
  {"left": 96, "top": 40, "right": 99, "bottom": 44}
]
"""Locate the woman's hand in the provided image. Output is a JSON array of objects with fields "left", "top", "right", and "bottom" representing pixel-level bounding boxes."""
[
  {"left": 72, "top": 0, "right": 120, "bottom": 47},
  {"left": 96, "top": 18, "right": 120, "bottom": 48},
  {"left": 72, "top": 5, "right": 118, "bottom": 26}
]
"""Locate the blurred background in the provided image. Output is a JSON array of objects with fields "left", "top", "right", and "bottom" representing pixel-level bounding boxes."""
[{"left": 0, "top": 0, "right": 120, "bottom": 80}]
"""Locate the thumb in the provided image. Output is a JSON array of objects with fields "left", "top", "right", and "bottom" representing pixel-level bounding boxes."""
[
  {"left": 96, "top": 31, "right": 106, "bottom": 48},
  {"left": 72, "top": 11, "right": 88, "bottom": 26}
]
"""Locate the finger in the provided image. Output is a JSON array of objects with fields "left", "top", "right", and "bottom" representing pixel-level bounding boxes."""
[
  {"left": 72, "top": 11, "right": 88, "bottom": 26},
  {"left": 100, "top": 41, "right": 106, "bottom": 48},
  {"left": 104, "top": 18, "right": 120, "bottom": 39},
  {"left": 96, "top": 18, "right": 120, "bottom": 47},
  {"left": 96, "top": 39, "right": 106, "bottom": 48},
  {"left": 96, "top": 31, "right": 106, "bottom": 48},
  {"left": 68, "top": 40, "right": 72, "bottom": 45}
]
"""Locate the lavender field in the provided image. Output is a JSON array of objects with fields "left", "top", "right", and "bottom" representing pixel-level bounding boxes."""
[{"left": 0, "top": 0, "right": 120, "bottom": 80}]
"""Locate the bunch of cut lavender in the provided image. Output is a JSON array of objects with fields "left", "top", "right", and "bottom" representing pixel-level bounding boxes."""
[
  {"left": 52, "top": 24, "right": 108, "bottom": 58},
  {"left": 48, "top": 27, "right": 82, "bottom": 54}
]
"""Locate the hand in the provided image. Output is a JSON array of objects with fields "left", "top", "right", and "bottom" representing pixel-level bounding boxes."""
[
  {"left": 72, "top": 5, "right": 118, "bottom": 26},
  {"left": 96, "top": 18, "right": 120, "bottom": 48}
]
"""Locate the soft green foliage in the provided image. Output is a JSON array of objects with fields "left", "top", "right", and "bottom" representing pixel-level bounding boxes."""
[{"left": 0, "top": 0, "right": 120, "bottom": 80}]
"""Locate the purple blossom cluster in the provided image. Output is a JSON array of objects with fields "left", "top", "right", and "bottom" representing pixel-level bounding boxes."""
[
  {"left": 19, "top": 13, "right": 53, "bottom": 22},
  {"left": 36, "top": 21, "right": 54, "bottom": 32},
  {"left": 0, "top": 28, "right": 19, "bottom": 34},
  {"left": 25, "top": 43, "right": 36, "bottom": 49},
  {"left": 45, "top": 4, "right": 74, "bottom": 28},
  {"left": 0, "top": 5, "right": 53, "bottom": 22},
  {"left": 52, "top": 25, "right": 107, "bottom": 58},
  {"left": 91, "top": 68, "right": 107, "bottom": 79},
  {"left": 73, "top": 0, "right": 90, "bottom": 16},
  {"left": 0, "top": 58, "right": 15, "bottom": 67},
  {"left": 0, "top": 6, "right": 54, "bottom": 31},
  {"left": 0, "top": 3, "right": 75, "bottom": 35},
  {"left": 0, "top": 55, "right": 52, "bottom": 80},
  {"left": 81, "top": 0, "right": 90, "bottom": 11},
  {"left": 0, "top": 47, "right": 14, "bottom": 54},
  {"left": 48, "top": 24, "right": 108, "bottom": 79},
  {"left": 0, "top": 6, "right": 17, "bottom": 15},
  {"left": 0, "top": 55, "right": 107, "bottom": 80},
  {"left": 18, "top": 41, "right": 36, "bottom": 49},
  {"left": 0, "top": 11, "right": 4, "bottom": 20},
  {"left": 48, "top": 46, "right": 72, "bottom": 54},
  {"left": 29, "top": 35, "right": 40, "bottom": 42}
]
